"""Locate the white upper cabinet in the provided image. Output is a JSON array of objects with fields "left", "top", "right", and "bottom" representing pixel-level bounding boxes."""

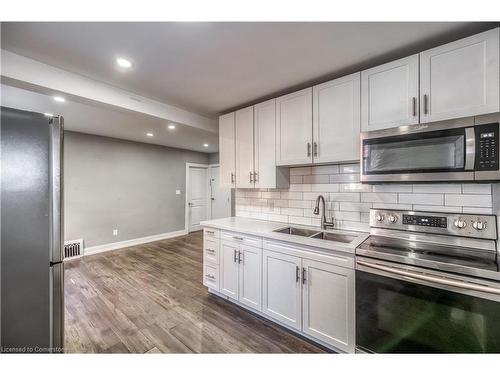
[
  {"left": 420, "top": 28, "right": 500, "bottom": 123},
  {"left": 235, "top": 106, "right": 254, "bottom": 188},
  {"left": 254, "top": 99, "right": 277, "bottom": 188},
  {"left": 218, "top": 113, "right": 236, "bottom": 187},
  {"left": 302, "top": 259, "right": 355, "bottom": 352},
  {"left": 313, "top": 72, "right": 361, "bottom": 163},
  {"left": 276, "top": 88, "right": 313, "bottom": 166},
  {"left": 361, "top": 54, "right": 419, "bottom": 131}
]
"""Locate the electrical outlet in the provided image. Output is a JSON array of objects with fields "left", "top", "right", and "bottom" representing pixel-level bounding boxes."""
[
  {"left": 175, "top": 190, "right": 181, "bottom": 195},
  {"left": 113, "top": 229, "right": 118, "bottom": 236}
]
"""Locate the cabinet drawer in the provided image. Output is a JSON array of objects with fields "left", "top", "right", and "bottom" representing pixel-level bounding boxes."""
[
  {"left": 203, "top": 263, "right": 219, "bottom": 291},
  {"left": 203, "top": 237, "right": 220, "bottom": 264},
  {"left": 203, "top": 227, "right": 220, "bottom": 238},
  {"left": 221, "top": 230, "right": 262, "bottom": 248}
]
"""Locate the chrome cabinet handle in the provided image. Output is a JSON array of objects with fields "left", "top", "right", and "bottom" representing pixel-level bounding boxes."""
[
  {"left": 423, "top": 94, "right": 429, "bottom": 115},
  {"left": 206, "top": 274, "right": 215, "bottom": 280},
  {"left": 307, "top": 142, "right": 311, "bottom": 157},
  {"left": 302, "top": 268, "right": 307, "bottom": 285},
  {"left": 357, "top": 260, "right": 500, "bottom": 296},
  {"left": 249, "top": 171, "right": 253, "bottom": 183},
  {"left": 296, "top": 266, "right": 300, "bottom": 283},
  {"left": 233, "top": 249, "right": 238, "bottom": 262},
  {"left": 231, "top": 172, "right": 235, "bottom": 184},
  {"left": 313, "top": 142, "right": 318, "bottom": 157},
  {"left": 238, "top": 250, "right": 242, "bottom": 264},
  {"left": 232, "top": 236, "right": 244, "bottom": 241},
  {"left": 412, "top": 97, "right": 417, "bottom": 117},
  {"left": 206, "top": 248, "right": 214, "bottom": 253},
  {"left": 205, "top": 230, "right": 215, "bottom": 235},
  {"left": 253, "top": 171, "right": 258, "bottom": 183}
]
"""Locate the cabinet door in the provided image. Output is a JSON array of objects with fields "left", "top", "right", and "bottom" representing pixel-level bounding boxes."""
[
  {"left": 238, "top": 244, "right": 262, "bottom": 311},
  {"left": 254, "top": 99, "right": 276, "bottom": 188},
  {"left": 219, "top": 113, "right": 236, "bottom": 187},
  {"left": 302, "top": 259, "right": 355, "bottom": 352},
  {"left": 361, "top": 54, "right": 419, "bottom": 131},
  {"left": 262, "top": 250, "right": 302, "bottom": 330},
  {"left": 235, "top": 106, "right": 254, "bottom": 188},
  {"left": 220, "top": 240, "right": 239, "bottom": 299},
  {"left": 276, "top": 88, "right": 313, "bottom": 166},
  {"left": 313, "top": 72, "right": 361, "bottom": 163},
  {"left": 420, "top": 28, "right": 499, "bottom": 123}
]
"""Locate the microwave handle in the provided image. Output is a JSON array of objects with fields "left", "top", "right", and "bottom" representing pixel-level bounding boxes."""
[{"left": 464, "top": 127, "right": 475, "bottom": 171}]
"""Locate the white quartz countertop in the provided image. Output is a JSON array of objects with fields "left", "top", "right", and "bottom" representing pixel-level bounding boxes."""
[{"left": 200, "top": 217, "right": 369, "bottom": 254}]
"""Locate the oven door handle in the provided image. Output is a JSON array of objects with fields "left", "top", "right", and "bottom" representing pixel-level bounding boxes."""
[
  {"left": 464, "top": 127, "right": 475, "bottom": 171},
  {"left": 357, "top": 260, "right": 500, "bottom": 296}
]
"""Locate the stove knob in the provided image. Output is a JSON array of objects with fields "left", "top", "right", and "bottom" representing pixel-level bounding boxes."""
[
  {"left": 388, "top": 214, "right": 398, "bottom": 223},
  {"left": 472, "top": 220, "right": 487, "bottom": 231},
  {"left": 375, "top": 214, "right": 384, "bottom": 222},
  {"left": 453, "top": 218, "right": 467, "bottom": 229}
]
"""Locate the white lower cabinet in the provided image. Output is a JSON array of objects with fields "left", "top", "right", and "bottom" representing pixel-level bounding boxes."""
[
  {"left": 204, "top": 228, "right": 355, "bottom": 353},
  {"left": 262, "top": 250, "right": 302, "bottom": 330},
  {"left": 302, "top": 259, "right": 355, "bottom": 353},
  {"left": 220, "top": 239, "right": 263, "bottom": 312}
]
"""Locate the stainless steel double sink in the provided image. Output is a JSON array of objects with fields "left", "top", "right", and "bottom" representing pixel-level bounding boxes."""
[{"left": 273, "top": 226, "right": 356, "bottom": 244}]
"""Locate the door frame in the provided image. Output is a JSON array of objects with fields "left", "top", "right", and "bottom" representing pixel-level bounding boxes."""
[{"left": 185, "top": 163, "right": 210, "bottom": 233}]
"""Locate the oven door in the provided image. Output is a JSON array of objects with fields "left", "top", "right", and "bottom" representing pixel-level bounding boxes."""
[
  {"left": 355, "top": 257, "right": 500, "bottom": 353},
  {"left": 360, "top": 120, "right": 476, "bottom": 182}
]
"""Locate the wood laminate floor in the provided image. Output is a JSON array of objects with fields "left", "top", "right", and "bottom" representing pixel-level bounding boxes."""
[{"left": 64, "top": 231, "right": 328, "bottom": 353}]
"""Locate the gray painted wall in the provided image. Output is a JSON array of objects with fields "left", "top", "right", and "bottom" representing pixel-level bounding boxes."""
[
  {"left": 64, "top": 131, "right": 209, "bottom": 248},
  {"left": 208, "top": 152, "right": 219, "bottom": 164}
]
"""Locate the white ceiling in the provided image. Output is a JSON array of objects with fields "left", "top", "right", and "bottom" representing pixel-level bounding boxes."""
[
  {"left": 2, "top": 22, "right": 496, "bottom": 117},
  {"left": 0, "top": 84, "right": 218, "bottom": 153}
]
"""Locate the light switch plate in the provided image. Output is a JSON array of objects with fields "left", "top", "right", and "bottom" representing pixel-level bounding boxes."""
[{"left": 176, "top": 190, "right": 181, "bottom": 195}]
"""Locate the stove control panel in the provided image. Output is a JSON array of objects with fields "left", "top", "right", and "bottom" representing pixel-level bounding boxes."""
[
  {"left": 403, "top": 214, "right": 447, "bottom": 228},
  {"left": 370, "top": 209, "right": 497, "bottom": 240}
]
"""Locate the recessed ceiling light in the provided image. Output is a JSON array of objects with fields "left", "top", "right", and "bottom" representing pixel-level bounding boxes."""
[
  {"left": 146, "top": 132, "right": 154, "bottom": 137},
  {"left": 168, "top": 124, "right": 176, "bottom": 130},
  {"left": 116, "top": 57, "right": 132, "bottom": 69},
  {"left": 203, "top": 143, "right": 209, "bottom": 148},
  {"left": 53, "top": 96, "right": 65, "bottom": 103},
  {"left": 44, "top": 113, "right": 54, "bottom": 117}
]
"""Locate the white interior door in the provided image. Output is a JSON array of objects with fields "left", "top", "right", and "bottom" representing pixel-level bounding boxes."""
[
  {"left": 187, "top": 166, "right": 208, "bottom": 232},
  {"left": 209, "top": 165, "right": 231, "bottom": 219}
]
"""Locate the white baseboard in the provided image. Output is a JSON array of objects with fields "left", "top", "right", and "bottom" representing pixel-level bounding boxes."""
[{"left": 84, "top": 229, "right": 188, "bottom": 256}]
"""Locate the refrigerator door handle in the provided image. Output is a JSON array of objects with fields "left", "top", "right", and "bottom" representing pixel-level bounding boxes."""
[{"left": 49, "top": 116, "right": 64, "bottom": 264}]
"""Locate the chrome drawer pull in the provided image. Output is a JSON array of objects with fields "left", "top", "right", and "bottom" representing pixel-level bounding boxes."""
[{"left": 232, "top": 236, "right": 244, "bottom": 241}]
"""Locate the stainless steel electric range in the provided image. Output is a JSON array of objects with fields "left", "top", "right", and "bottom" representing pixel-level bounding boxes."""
[{"left": 355, "top": 209, "right": 500, "bottom": 353}]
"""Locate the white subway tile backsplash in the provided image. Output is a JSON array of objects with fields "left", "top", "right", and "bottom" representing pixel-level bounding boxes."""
[
  {"left": 311, "top": 183, "right": 340, "bottom": 192},
  {"left": 372, "top": 184, "right": 412, "bottom": 193},
  {"left": 340, "top": 164, "right": 360, "bottom": 173},
  {"left": 412, "top": 184, "right": 461, "bottom": 194},
  {"left": 235, "top": 169, "right": 496, "bottom": 229},
  {"left": 330, "top": 173, "right": 360, "bottom": 183},
  {"left": 304, "top": 174, "right": 330, "bottom": 184},
  {"left": 290, "top": 167, "right": 311, "bottom": 176},
  {"left": 311, "top": 165, "right": 339, "bottom": 175},
  {"left": 445, "top": 194, "right": 492, "bottom": 208},
  {"left": 361, "top": 193, "right": 398, "bottom": 203},
  {"left": 281, "top": 207, "right": 304, "bottom": 216},
  {"left": 340, "top": 202, "right": 373, "bottom": 212},
  {"left": 281, "top": 192, "right": 303, "bottom": 200},
  {"left": 330, "top": 192, "right": 361, "bottom": 202},
  {"left": 399, "top": 193, "right": 443, "bottom": 205},
  {"left": 340, "top": 183, "right": 371, "bottom": 192},
  {"left": 412, "top": 205, "right": 462, "bottom": 213},
  {"left": 462, "top": 184, "right": 492, "bottom": 194}
]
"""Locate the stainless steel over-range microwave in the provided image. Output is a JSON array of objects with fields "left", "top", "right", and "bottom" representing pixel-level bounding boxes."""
[{"left": 360, "top": 112, "right": 500, "bottom": 183}]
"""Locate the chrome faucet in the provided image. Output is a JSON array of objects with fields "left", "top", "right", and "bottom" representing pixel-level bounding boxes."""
[{"left": 313, "top": 195, "right": 335, "bottom": 230}]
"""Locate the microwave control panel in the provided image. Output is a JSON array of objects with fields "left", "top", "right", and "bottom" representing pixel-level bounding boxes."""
[{"left": 475, "top": 123, "right": 499, "bottom": 171}]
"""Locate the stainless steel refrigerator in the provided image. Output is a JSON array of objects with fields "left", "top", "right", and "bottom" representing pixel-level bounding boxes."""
[{"left": 1, "top": 106, "right": 64, "bottom": 353}]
